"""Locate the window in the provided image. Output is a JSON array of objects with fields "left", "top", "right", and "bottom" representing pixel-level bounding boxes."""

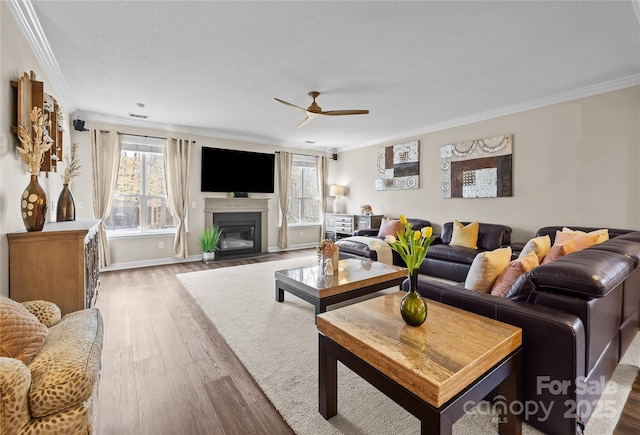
[
  {"left": 105, "top": 136, "right": 176, "bottom": 234},
  {"left": 287, "top": 154, "right": 321, "bottom": 225}
]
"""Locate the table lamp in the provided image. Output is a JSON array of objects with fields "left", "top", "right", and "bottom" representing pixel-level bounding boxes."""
[{"left": 329, "top": 185, "right": 345, "bottom": 213}]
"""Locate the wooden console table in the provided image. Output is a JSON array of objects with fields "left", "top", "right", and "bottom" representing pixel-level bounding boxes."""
[{"left": 7, "top": 220, "right": 101, "bottom": 315}]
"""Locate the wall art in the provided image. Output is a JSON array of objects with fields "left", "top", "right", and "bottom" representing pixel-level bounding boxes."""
[
  {"left": 375, "top": 140, "right": 419, "bottom": 191},
  {"left": 440, "top": 134, "right": 512, "bottom": 198}
]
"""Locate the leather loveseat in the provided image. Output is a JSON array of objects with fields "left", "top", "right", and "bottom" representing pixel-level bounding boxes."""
[{"left": 404, "top": 228, "right": 640, "bottom": 435}]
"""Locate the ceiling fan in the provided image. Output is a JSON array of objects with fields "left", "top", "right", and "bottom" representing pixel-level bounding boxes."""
[{"left": 274, "top": 91, "right": 369, "bottom": 128}]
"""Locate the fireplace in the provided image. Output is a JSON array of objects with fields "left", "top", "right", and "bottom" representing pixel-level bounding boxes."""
[
  {"left": 204, "top": 198, "right": 269, "bottom": 260},
  {"left": 213, "top": 212, "right": 261, "bottom": 259}
]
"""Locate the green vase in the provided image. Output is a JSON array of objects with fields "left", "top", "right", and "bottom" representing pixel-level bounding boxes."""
[{"left": 400, "top": 269, "right": 427, "bottom": 326}]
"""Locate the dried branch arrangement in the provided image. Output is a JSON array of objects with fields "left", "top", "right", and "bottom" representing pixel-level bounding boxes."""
[
  {"left": 61, "top": 142, "right": 81, "bottom": 184},
  {"left": 17, "top": 106, "right": 52, "bottom": 175}
]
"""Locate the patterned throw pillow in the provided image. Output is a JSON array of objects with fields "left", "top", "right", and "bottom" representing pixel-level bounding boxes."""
[
  {"left": 0, "top": 296, "right": 47, "bottom": 364},
  {"left": 450, "top": 220, "right": 480, "bottom": 249},
  {"left": 464, "top": 246, "right": 512, "bottom": 293}
]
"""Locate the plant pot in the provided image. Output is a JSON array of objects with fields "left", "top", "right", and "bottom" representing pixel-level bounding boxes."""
[{"left": 203, "top": 251, "right": 216, "bottom": 263}]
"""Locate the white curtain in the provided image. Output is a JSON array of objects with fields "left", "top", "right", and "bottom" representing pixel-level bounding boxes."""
[
  {"left": 316, "top": 155, "right": 329, "bottom": 239},
  {"left": 164, "top": 138, "right": 192, "bottom": 259},
  {"left": 277, "top": 151, "right": 292, "bottom": 248},
  {"left": 91, "top": 130, "right": 122, "bottom": 269}
]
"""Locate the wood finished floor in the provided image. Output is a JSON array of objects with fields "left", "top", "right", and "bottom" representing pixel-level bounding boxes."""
[
  {"left": 95, "top": 249, "right": 639, "bottom": 435},
  {"left": 95, "top": 249, "right": 313, "bottom": 435}
]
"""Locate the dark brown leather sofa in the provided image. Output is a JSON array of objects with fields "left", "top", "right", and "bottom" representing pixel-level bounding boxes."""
[
  {"left": 405, "top": 227, "right": 640, "bottom": 435},
  {"left": 420, "top": 221, "right": 512, "bottom": 281}
]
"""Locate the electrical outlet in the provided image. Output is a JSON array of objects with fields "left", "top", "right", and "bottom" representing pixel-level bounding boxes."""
[
  {"left": 76, "top": 201, "right": 84, "bottom": 209},
  {"left": 159, "top": 241, "right": 164, "bottom": 249},
  {"left": 192, "top": 201, "right": 197, "bottom": 209}
]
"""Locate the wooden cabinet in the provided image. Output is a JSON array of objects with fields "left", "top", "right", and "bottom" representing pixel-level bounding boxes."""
[
  {"left": 325, "top": 214, "right": 384, "bottom": 239},
  {"left": 8, "top": 220, "right": 101, "bottom": 315}
]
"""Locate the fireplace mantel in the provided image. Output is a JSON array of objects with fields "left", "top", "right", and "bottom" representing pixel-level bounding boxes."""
[
  {"left": 204, "top": 197, "right": 268, "bottom": 213},
  {"left": 204, "top": 198, "right": 269, "bottom": 254}
]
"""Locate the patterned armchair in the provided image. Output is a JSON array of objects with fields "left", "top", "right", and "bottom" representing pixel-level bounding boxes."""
[{"left": 0, "top": 297, "right": 104, "bottom": 434}]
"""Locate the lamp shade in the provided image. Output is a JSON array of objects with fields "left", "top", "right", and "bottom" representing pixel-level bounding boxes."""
[{"left": 329, "top": 185, "right": 345, "bottom": 197}]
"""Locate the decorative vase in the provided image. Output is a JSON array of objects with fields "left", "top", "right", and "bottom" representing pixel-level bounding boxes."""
[
  {"left": 323, "top": 250, "right": 339, "bottom": 273},
  {"left": 56, "top": 184, "right": 76, "bottom": 222},
  {"left": 21, "top": 175, "right": 47, "bottom": 232},
  {"left": 400, "top": 269, "right": 427, "bottom": 326},
  {"left": 203, "top": 251, "right": 216, "bottom": 263}
]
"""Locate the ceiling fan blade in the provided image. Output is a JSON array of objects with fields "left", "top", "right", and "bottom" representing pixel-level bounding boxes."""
[
  {"left": 274, "top": 98, "right": 308, "bottom": 113},
  {"left": 296, "top": 115, "right": 315, "bottom": 128},
  {"left": 321, "top": 109, "right": 370, "bottom": 116}
]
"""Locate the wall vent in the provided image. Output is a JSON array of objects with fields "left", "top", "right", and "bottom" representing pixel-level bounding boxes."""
[{"left": 128, "top": 113, "right": 149, "bottom": 119}]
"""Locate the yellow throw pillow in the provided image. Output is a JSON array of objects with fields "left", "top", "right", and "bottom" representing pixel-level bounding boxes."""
[
  {"left": 0, "top": 296, "right": 48, "bottom": 365},
  {"left": 491, "top": 250, "right": 539, "bottom": 297},
  {"left": 562, "top": 227, "right": 609, "bottom": 244},
  {"left": 450, "top": 220, "right": 480, "bottom": 249},
  {"left": 464, "top": 246, "right": 512, "bottom": 293},
  {"left": 518, "top": 235, "right": 551, "bottom": 263}
]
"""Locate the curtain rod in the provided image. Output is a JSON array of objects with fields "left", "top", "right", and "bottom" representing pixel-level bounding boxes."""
[{"left": 98, "top": 130, "right": 196, "bottom": 143}]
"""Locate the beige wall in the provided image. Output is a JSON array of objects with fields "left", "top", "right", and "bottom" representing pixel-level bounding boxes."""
[
  {"left": 335, "top": 86, "right": 640, "bottom": 242},
  {"left": 1, "top": 2, "right": 72, "bottom": 296}
]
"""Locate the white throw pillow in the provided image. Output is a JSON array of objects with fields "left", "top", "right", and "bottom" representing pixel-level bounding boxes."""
[{"left": 464, "top": 246, "right": 512, "bottom": 293}]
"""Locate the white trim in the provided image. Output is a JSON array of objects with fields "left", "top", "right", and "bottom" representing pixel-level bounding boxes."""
[
  {"left": 340, "top": 75, "right": 640, "bottom": 152},
  {"left": 7, "top": 0, "right": 75, "bottom": 113}
]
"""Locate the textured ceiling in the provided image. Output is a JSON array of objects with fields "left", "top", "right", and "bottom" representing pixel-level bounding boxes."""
[{"left": 15, "top": 1, "right": 640, "bottom": 151}]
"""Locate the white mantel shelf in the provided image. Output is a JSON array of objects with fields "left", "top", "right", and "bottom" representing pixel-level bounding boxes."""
[{"left": 204, "top": 197, "right": 268, "bottom": 213}]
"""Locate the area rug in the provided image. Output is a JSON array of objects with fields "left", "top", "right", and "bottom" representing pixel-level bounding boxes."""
[{"left": 177, "top": 256, "right": 640, "bottom": 435}]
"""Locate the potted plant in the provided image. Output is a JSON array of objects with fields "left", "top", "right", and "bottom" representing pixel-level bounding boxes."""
[{"left": 199, "top": 225, "right": 222, "bottom": 263}]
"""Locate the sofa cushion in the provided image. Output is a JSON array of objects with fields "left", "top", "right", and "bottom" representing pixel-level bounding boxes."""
[
  {"left": 554, "top": 230, "right": 600, "bottom": 251},
  {"left": 542, "top": 240, "right": 576, "bottom": 264},
  {"left": 0, "top": 296, "right": 47, "bottom": 365},
  {"left": 426, "top": 243, "right": 480, "bottom": 264},
  {"left": 450, "top": 220, "right": 479, "bottom": 249},
  {"left": 464, "top": 246, "right": 512, "bottom": 293},
  {"left": 491, "top": 250, "right": 539, "bottom": 297},
  {"left": 518, "top": 235, "right": 551, "bottom": 263},
  {"left": 28, "top": 308, "right": 104, "bottom": 418},
  {"left": 377, "top": 218, "right": 402, "bottom": 238}
]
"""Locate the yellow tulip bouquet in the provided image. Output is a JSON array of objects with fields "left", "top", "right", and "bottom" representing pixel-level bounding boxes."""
[
  {"left": 384, "top": 215, "right": 435, "bottom": 275},
  {"left": 384, "top": 215, "right": 435, "bottom": 326}
]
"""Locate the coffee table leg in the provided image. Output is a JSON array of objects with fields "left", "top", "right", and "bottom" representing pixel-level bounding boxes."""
[
  {"left": 275, "top": 281, "right": 284, "bottom": 302},
  {"left": 318, "top": 335, "right": 337, "bottom": 419},
  {"left": 499, "top": 350, "right": 522, "bottom": 435}
]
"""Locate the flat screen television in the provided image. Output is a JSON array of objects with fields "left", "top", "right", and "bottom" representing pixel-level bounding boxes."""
[{"left": 201, "top": 147, "right": 275, "bottom": 193}]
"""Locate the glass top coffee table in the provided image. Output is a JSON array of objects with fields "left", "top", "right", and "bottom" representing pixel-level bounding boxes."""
[{"left": 275, "top": 258, "right": 407, "bottom": 318}]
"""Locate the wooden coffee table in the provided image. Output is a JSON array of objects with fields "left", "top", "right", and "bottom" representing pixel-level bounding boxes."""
[
  {"left": 274, "top": 258, "right": 406, "bottom": 317},
  {"left": 317, "top": 292, "right": 523, "bottom": 435}
]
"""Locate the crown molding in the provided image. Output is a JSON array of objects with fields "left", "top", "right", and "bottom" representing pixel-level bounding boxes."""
[
  {"left": 342, "top": 75, "right": 640, "bottom": 152},
  {"left": 7, "top": 0, "right": 76, "bottom": 113}
]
